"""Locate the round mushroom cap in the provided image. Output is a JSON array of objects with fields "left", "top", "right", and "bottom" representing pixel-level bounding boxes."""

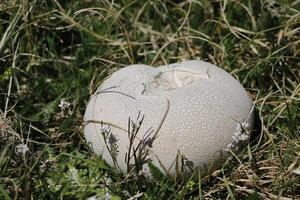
[{"left": 84, "top": 60, "right": 253, "bottom": 176}]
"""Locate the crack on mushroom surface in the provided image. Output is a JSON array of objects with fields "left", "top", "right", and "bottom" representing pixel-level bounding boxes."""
[{"left": 143, "top": 68, "right": 210, "bottom": 96}]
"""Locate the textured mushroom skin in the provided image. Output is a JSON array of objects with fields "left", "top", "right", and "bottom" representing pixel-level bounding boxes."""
[{"left": 84, "top": 60, "right": 253, "bottom": 175}]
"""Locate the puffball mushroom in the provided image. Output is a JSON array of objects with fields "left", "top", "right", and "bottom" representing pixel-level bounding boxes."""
[{"left": 84, "top": 60, "right": 253, "bottom": 176}]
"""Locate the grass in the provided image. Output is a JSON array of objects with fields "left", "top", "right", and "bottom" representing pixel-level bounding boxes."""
[{"left": 0, "top": 0, "right": 299, "bottom": 199}]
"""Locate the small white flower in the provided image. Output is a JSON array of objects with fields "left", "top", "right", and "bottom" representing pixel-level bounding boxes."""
[
  {"left": 240, "top": 134, "right": 249, "bottom": 141},
  {"left": 226, "top": 120, "right": 250, "bottom": 152},
  {"left": 69, "top": 167, "right": 78, "bottom": 177},
  {"left": 241, "top": 121, "right": 249, "bottom": 128},
  {"left": 105, "top": 177, "right": 112, "bottom": 185},
  {"left": 15, "top": 143, "right": 30, "bottom": 156},
  {"left": 225, "top": 143, "right": 237, "bottom": 152},
  {"left": 58, "top": 99, "right": 70, "bottom": 110},
  {"left": 226, "top": 143, "right": 233, "bottom": 150}
]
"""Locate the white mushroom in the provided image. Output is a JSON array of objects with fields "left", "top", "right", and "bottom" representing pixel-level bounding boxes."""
[{"left": 84, "top": 60, "right": 253, "bottom": 176}]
